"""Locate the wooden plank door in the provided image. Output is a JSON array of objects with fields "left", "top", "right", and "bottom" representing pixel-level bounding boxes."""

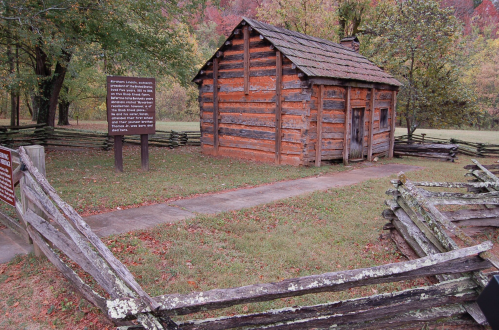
[{"left": 349, "top": 107, "right": 365, "bottom": 160}]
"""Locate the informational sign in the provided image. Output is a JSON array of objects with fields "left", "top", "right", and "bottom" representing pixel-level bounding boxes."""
[
  {"left": 0, "top": 147, "right": 15, "bottom": 207},
  {"left": 107, "top": 76, "right": 156, "bottom": 136}
]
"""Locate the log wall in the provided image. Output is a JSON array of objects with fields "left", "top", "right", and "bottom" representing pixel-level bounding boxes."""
[
  {"left": 371, "top": 90, "right": 395, "bottom": 157},
  {"left": 306, "top": 85, "right": 346, "bottom": 163},
  {"left": 199, "top": 30, "right": 307, "bottom": 166},
  {"left": 198, "top": 31, "right": 396, "bottom": 166},
  {"left": 304, "top": 86, "right": 394, "bottom": 164}
]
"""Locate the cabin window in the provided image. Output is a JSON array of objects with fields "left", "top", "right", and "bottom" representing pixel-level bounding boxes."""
[{"left": 380, "top": 108, "right": 389, "bottom": 128}]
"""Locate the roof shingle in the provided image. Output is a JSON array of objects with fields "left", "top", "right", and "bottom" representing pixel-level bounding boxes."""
[
  {"left": 243, "top": 18, "right": 401, "bottom": 87},
  {"left": 195, "top": 18, "right": 401, "bottom": 87}
]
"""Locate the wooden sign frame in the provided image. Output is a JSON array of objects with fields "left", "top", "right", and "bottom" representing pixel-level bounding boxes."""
[
  {"left": 0, "top": 146, "right": 15, "bottom": 206},
  {"left": 107, "top": 76, "right": 156, "bottom": 172}
]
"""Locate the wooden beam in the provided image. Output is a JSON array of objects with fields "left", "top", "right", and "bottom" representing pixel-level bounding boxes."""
[
  {"left": 367, "top": 88, "right": 375, "bottom": 161},
  {"left": 177, "top": 278, "right": 476, "bottom": 330},
  {"left": 309, "top": 78, "right": 399, "bottom": 91},
  {"left": 343, "top": 87, "right": 351, "bottom": 165},
  {"left": 114, "top": 135, "right": 123, "bottom": 172},
  {"left": 107, "top": 242, "right": 492, "bottom": 319},
  {"left": 18, "top": 148, "right": 164, "bottom": 314},
  {"left": 275, "top": 50, "right": 282, "bottom": 164},
  {"left": 388, "top": 91, "right": 397, "bottom": 158},
  {"left": 243, "top": 26, "right": 250, "bottom": 95},
  {"left": 315, "top": 85, "right": 323, "bottom": 167},
  {"left": 25, "top": 225, "right": 108, "bottom": 313},
  {"left": 213, "top": 58, "right": 219, "bottom": 155},
  {"left": 140, "top": 134, "right": 149, "bottom": 171}
]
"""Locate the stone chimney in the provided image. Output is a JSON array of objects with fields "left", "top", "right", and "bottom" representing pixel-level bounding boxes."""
[{"left": 340, "top": 36, "right": 360, "bottom": 53}]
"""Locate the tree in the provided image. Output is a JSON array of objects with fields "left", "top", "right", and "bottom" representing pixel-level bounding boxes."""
[
  {"left": 367, "top": 0, "right": 476, "bottom": 137},
  {"left": 0, "top": 0, "right": 202, "bottom": 127},
  {"left": 257, "top": 0, "right": 338, "bottom": 41},
  {"left": 464, "top": 37, "right": 499, "bottom": 128},
  {"left": 337, "top": 0, "right": 371, "bottom": 39}
]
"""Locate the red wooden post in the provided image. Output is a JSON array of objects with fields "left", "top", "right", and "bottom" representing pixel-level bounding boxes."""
[
  {"left": 141, "top": 134, "right": 149, "bottom": 171},
  {"left": 315, "top": 85, "right": 324, "bottom": 167},
  {"left": 388, "top": 91, "right": 397, "bottom": 158},
  {"left": 275, "top": 51, "right": 282, "bottom": 164},
  {"left": 243, "top": 25, "right": 250, "bottom": 95},
  {"left": 367, "top": 88, "right": 375, "bottom": 161},
  {"left": 213, "top": 58, "right": 220, "bottom": 155},
  {"left": 343, "top": 87, "right": 352, "bottom": 165},
  {"left": 114, "top": 135, "right": 123, "bottom": 172}
]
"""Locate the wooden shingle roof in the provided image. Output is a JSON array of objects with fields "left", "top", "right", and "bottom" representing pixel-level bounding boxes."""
[{"left": 194, "top": 18, "right": 402, "bottom": 87}]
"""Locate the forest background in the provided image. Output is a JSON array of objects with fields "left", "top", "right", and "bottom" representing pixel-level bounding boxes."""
[{"left": 1, "top": 0, "right": 499, "bottom": 136}]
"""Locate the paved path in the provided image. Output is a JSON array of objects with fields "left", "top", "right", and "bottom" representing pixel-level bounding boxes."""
[
  {"left": 1, "top": 163, "right": 420, "bottom": 263},
  {"left": 0, "top": 227, "right": 33, "bottom": 264}
]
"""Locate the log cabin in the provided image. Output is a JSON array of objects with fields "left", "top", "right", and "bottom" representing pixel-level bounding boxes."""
[{"left": 193, "top": 18, "right": 402, "bottom": 166}]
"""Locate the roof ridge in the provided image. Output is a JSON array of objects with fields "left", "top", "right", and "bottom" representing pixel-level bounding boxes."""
[
  {"left": 193, "top": 17, "right": 401, "bottom": 87},
  {"left": 242, "top": 17, "right": 364, "bottom": 56}
]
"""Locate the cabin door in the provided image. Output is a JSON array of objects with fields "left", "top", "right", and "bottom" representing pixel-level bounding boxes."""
[{"left": 349, "top": 107, "right": 365, "bottom": 160}]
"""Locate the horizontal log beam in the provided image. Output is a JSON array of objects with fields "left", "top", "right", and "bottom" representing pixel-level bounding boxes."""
[
  {"left": 443, "top": 208, "right": 499, "bottom": 221},
  {"left": 176, "top": 278, "right": 477, "bottom": 330},
  {"left": 107, "top": 242, "right": 492, "bottom": 319}
]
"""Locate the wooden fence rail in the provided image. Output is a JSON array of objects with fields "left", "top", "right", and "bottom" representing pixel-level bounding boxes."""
[
  {"left": 395, "top": 134, "right": 499, "bottom": 158},
  {"left": 382, "top": 159, "right": 499, "bottom": 327},
  {"left": 0, "top": 125, "right": 201, "bottom": 150},
  {"left": 2, "top": 146, "right": 497, "bottom": 329}
]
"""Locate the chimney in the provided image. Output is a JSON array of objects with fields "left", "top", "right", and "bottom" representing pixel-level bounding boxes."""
[{"left": 340, "top": 36, "right": 360, "bottom": 53}]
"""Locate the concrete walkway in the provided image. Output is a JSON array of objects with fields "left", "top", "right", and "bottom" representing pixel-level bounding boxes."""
[{"left": 1, "top": 163, "right": 420, "bottom": 263}]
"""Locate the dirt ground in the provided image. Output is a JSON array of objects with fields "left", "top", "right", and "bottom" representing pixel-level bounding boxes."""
[{"left": 0, "top": 257, "right": 113, "bottom": 330}]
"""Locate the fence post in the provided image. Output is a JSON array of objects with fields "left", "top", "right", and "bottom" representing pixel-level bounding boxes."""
[{"left": 21, "top": 145, "right": 47, "bottom": 257}]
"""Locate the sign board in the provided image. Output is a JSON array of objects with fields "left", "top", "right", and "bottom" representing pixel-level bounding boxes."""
[
  {"left": 0, "top": 147, "right": 15, "bottom": 207},
  {"left": 107, "top": 76, "right": 156, "bottom": 136}
]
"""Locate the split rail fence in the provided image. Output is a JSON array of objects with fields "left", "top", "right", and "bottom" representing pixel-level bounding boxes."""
[
  {"left": 395, "top": 134, "right": 499, "bottom": 159},
  {"left": 0, "top": 144, "right": 497, "bottom": 328},
  {"left": 382, "top": 159, "right": 499, "bottom": 327},
  {"left": 0, "top": 125, "right": 201, "bottom": 150}
]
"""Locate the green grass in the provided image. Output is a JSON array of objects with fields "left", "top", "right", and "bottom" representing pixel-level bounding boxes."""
[
  {"left": 3, "top": 149, "right": 498, "bottom": 327},
  {"left": 395, "top": 127, "right": 498, "bottom": 144},
  {"left": 103, "top": 155, "right": 498, "bottom": 320},
  {"left": 46, "top": 146, "right": 368, "bottom": 214}
]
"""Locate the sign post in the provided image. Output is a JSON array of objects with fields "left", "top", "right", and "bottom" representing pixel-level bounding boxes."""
[
  {"left": 0, "top": 146, "right": 15, "bottom": 207},
  {"left": 107, "top": 76, "right": 155, "bottom": 172}
]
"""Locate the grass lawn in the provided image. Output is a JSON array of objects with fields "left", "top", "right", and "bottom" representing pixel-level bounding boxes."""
[
  {"left": 0, "top": 144, "right": 498, "bottom": 328},
  {"left": 43, "top": 146, "right": 376, "bottom": 215},
  {"left": 395, "top": 127, "right": 498, "bottom": 144}
]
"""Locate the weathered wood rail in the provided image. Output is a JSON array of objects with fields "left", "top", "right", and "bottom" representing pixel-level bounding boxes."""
[
  {"left": 394, "top": 142, "right": 458, "bottom": 161},
  {"left": 383, "top": 159, "right": 499, "bottom": 327},
  {"left": 3, "top": 146, "right": 497, "bottom": 329},
  {"left": 395, "top": 134, "right": 499, "bottom": 158},
  {"left": 0, "top": 125, "right": 200, "bottom": 150}
]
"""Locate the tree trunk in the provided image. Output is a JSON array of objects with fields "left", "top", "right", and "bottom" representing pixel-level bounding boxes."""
[
  {"left": 47, "top": 61, "right": 69, "bottom": 127},
  {"left": 7, "top": 26, "right": 16, "bottom": 127},
  {"left": 25, "top": 93, "right": 33, "bottom": 117},
  {"left": 36, "top": 47, "right": 71, "bottom": 127},
  {"left": 58, "top": 98, "right": 70, "bottom": 126},
  {"left": 35, "top": 44, "right": 51, "bottom": 125},
  {"left": 31, "top": 95, "right": 40, "bottom": 121}
]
